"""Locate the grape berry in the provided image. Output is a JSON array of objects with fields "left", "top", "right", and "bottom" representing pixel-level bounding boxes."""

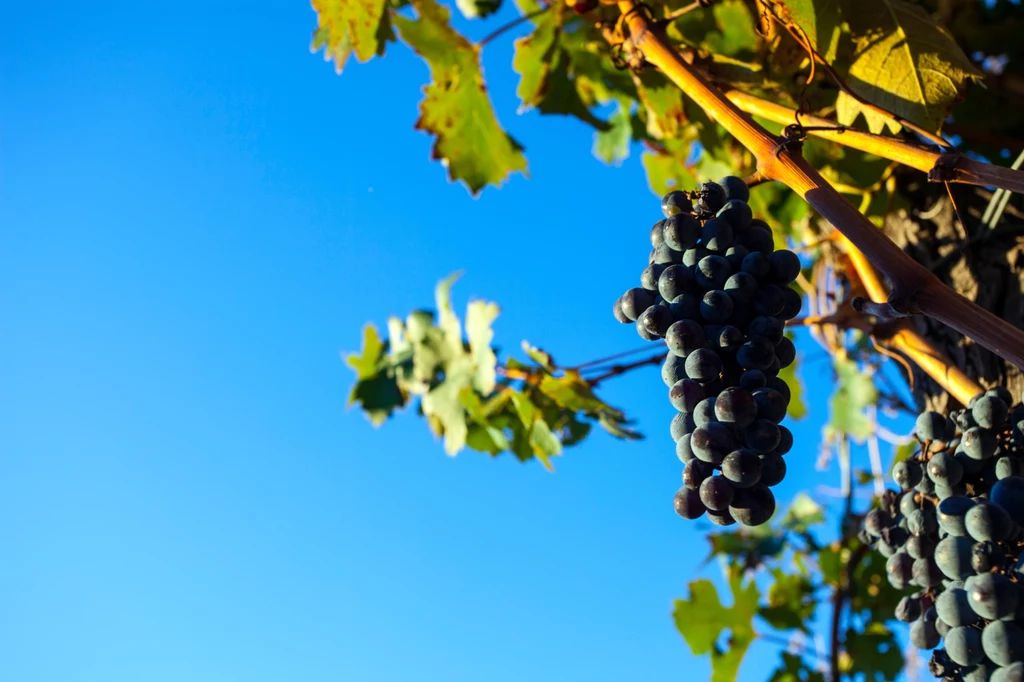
[
  {"left": 861, "top": 388, "right": 1024, "bottom": 677},
  {"left": 613, "top": 178, "right": 802, "bottom": 527}
]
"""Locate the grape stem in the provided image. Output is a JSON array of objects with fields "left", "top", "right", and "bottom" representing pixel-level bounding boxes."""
[{"left": 612, "top": 2, "right": 1024, "bottom": 370}]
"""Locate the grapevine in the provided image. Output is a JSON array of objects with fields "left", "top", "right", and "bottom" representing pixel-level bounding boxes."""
[{"left": 613, "top": 178, "right": 800, "bottom": 527}]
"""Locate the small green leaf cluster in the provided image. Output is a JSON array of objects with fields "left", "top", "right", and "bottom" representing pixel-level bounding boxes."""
[{"left": 346, "top": 273, "right": 639, "bottom": 468}]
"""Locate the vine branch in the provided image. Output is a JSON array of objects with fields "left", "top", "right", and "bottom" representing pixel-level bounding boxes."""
[
  {"left": 478, "top": 5, "right": 550, "bottom": 46},
  {"left": 612, "top": 3, "right": 1024, "bottom": 371},
  {"left": 722, "top": 90, "right": 1024, "bottom": 195}
]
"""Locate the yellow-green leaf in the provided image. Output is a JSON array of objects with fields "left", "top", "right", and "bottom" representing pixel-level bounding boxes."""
[
  {"left": 774, "top": 0, "right": 841, "bottom": 63},
  {"left": 829, "top": 357, "right": 878, "bottom": 440},
  {"left": 466, "top": 300, "right": 500, "bottom": 394},
  {"left": 311, "top": 0, "right": 394, "bottom": 73},
  {"left": 674, "top": 573, "right": 759, "bottom": 682},
  {"left": 395, "top": 0, "right": 528, "bottom": 194},
  {"left": 836, "top": 0, "right": 981, "bottom": 133}
]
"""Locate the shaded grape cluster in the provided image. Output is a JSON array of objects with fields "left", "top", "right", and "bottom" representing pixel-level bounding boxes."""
[
  {"left": 861, "top": 388, "right": 1024, "bottom": 680},
  {"left": 612, "top": 178, "right": 803, "bottom": 527}
]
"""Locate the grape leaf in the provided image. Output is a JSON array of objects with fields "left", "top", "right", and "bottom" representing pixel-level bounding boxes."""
[
  {"left": 780, "top": 493, "right": 824, "bottom": 533},
  {"left": 593, "top": 99, "right": 632, "bottom": 165},
  {"left": 346, "top": 324, "right": 406, "bottom": 425},
  {"left": 828, "top": 356, "right": 878, "bottom": 440},
  {"left": 758, "top": 571, "right": 816, "bottom": 632},
  {"left": 835, "top": 0, "right": 981, "bottom": 134},
  {"left": 674, "top": 573, "right": 759, "bottom": 682},
  {"left": 466, "top": 300, "right": 500, "bottom": 394},
  {"left": 773, "top": 0, "right": 841, "bottom": 63},
  {"left": 635, "top": 71, "right": 687, "bottom": 140},
  {"left": 456, "top": 0, "right": 501, "bottom": 20},
  {"left": 395, "top": 0, "right": 527, "bottom": 194},
  {"left": 706, "top": 0, "right": 758, "bottom": 57},
  {"left": 769, "top": 652, "right": 826, "bottom": 682},
  {"left": 511, "top": 1, "right": 609, "bottom": 130},
  {"left": 841, "top": 622, "right": 903, "bottom": 682},
  {"left": 643, "top": 138, "right": 699, "bottom": 196},
  {"left": 311, "top": 0, "right": 394, "bottom": 73}
]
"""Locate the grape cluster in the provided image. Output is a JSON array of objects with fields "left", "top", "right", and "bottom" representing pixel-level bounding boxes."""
[
  {"left": 861, "top": 388, "right": 1024, "bottom": 680},
  {"left": 612, "top": 178, "right": 803, "bottom": 527}
]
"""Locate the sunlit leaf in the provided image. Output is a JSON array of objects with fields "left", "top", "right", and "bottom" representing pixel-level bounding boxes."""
[
  {"left": 466, "top": 300, "right": 500, "bottom": 394},
  {"left": 395, "top": 0, "right": 528, "bottom": 194},
  {"left": 774, "top": 0, "right": 841, "bottom": 63},
  {"left": 594, "top": 98, "right": 632, "bottom": 165},
  {"left": 311, "top": 0, "right": 394, "bottom": 73},
  {"left": 836, "top": 0, "right": 981, "bottom": 133},
  {"left": 829, "top": 357, "right": 878, "bottom": 440},
  {"left": 674, "top": 573, "right": 759, "bottom": 682}
]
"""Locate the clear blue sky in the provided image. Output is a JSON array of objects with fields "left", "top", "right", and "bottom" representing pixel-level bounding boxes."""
[{"left": 1, "top": 3, "right": 915, "bottom": 682}]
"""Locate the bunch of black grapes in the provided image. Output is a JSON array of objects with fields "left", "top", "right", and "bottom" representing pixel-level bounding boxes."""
[
  {"left": 860, "top": 388, "right": 1024, "bottom": 681},
  {"left": 612, "top": 178, "right": 803, "bottom": 527}
]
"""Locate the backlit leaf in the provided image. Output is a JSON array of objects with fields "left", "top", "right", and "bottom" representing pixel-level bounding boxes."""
[
  {"left": 466, "top": 300, "right": 500, "bottom": 394},
  {"left": 311, "top": 0, "right": 395, "bottom": 73},
  {"left": 773, "top": 0, "right": 841, "bottom": 63},
  {"left": 395, "top": 0, "right": 528, "bottom": 194},
  {"left": 674, "top": 573, "right": 759, "bottom": 682},
  {"left": 829, "top": 357, "right": 878, "bottom": 440},
  {"left": 836, "top": 0, "right": 981, "bottom": 133},
  {"left": 593, "top": 98, "right": 632, "bottom": 165}
]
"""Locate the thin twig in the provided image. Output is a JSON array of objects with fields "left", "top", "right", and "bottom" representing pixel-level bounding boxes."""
[
  {"left": 478, "top": 5, "right": 550, "bottom": 46},
  {"left": 661, "top": 0, "right": 702, "bottom": 22},
  {"left": 573, "top": 342, "right": 667, "bottom": 370},
  {"left": 587, "top": 353, "right": 663, "bottom": 385}
]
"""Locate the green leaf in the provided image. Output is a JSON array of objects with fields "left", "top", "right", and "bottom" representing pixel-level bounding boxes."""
[
  {"left": 421, "top": 359, "right": 473, "bottom": 455},
  {"left": 758, "top": 571, "right": 816, "bottom": 632},
  {"left": 777, "top": 340, "right": 807, "bottom": 420},
  {"left": 842, "top": 622, "right": 903, "bottom": 682},
  {"left": 521, "top": 340, "right": 555, "bottom": 371},
  {"left": 774, "top": 0, "right": 841, "bottom": 63},
  {"left": 465, "top": 422, "right": 511, "bottom": 454},
  {"left": 635, "top": 71, "right": 687, "bottom": 140},
  {"left": 395, "top": 0, "right": 528, "bottom": 194},
  {"left": 643, "top": 139, "right": 699, "bottom": 196},
  {"left": 311, "top": 0, "right": 394, "bottom": 73},
  {"left": 706, "top": 0, "right": 758, "bottom": 57},
  {"left": 594, "top": 98, "right": 632, "bottom": 166},
  {"left": 346, "top": 324, "right": 405, "bottom": 425},
  {"left": 529, "top": 418, "right": 562, "bottom": 469},
  {"left": 466, "top": 300, "right": 500, "bottom": 394},
  {"left": 674, "top": 574, "right": 759, "bottom": 682},
  {"left": 347, "top": 324, "right": 386, "bottom": 379},
  {"left": 455, "top": 0, "right": 501, "bottom": 19},
  {"left": 780, "top": 493, "right": 825, "bottom": 533},
  {"left": 511, "top": 3, "right": 608, "bottom": 130},
  {"left": 538, "top": 372, "right": 606, "bottom": 412},
  {"left": 769, "top": 652, "right": 826, "bottom": 682},
  {"left": 829, "top": 357, "right": 878, "bottom": 440},
  {"left": 836, "top": 0, "right": 981, "bottom": 133}
]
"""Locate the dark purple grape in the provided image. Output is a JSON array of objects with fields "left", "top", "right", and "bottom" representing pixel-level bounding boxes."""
[
  {"left": 707, "top": 509, "right": 736, "bottom": 527},
  {"left": 717, "top": 177, "right": 750, "bottom": 203},
  {"left": 722, "top": 448, "right": 763, "bottom": 488},
  {"left": 683, "top": 458, "right": 713, "bottom": 489},
  {"left": 669, "top": 379, "right": 705, "bottom": 413},
  {"left": 695, "top": 255, "right": 731, "bottom": 290},
  {"left": 737, "top": 337, "right": 775, "bottom": 371},
  {"left": 992, "top": 476, "right": 1024, "bottom": 523},
  {"left": 696, "top": 181, "right": 726, "bottom": 215},
  {"left": 946, "top": 626, "right": 985, "bottom": 667},
  {"left": 963, "top": 427, "right": 998, "bottom": 460},
  {"left": 663, "top": 213, "right": 701, "bottom": 250},
  {"left": 685, "top": 348, "right": 722, "bottom": 382},
  {"left": 967, "top": 573, "right": 1018, "bottom": 620},
  {"left": 691, "top": 423, "right": 736, "bottom": 464},
  {"left": 983, "top": 620, "right": 1024, "bottom": 667},
  {"left": 728, "top": 483, "right": 775, "bottom": 526},
  {"left": 701, "top": 218, "right": 734, "bottom": 252},
  {"left": 641, "top": 263, "right": 667, "bottom": 291},
  {"left": 650, "top": 219, "right": 666, "bottom": 247},
  {"left": 715, "top": 387, "right": 757, "bottom": 428},
  {"left": 658, "top": 264, "right": 696, "bottom": 302},
  {"left": 724, "top": 272, "right": 758, "bottom": 303},
  {"left": 775, "top": 425, "right": 793, "bottom": 455},
  {"left": 670, "top": 411, "right": 696, "bottom": 441},
  {"left": 748, "top": 315, "right": 784, "bottom": 344},
  {"left": 745, "top": 419, "right": 781, "bottom": 453},
  {"left": 936, "top": 587, "right": 980, "bottom": 627},
  {"left": 662, "top": 352, "right": 688, "bottom": 387},
  {"left": 774, "top": 337, "right": 796, "bottom": 369},
  {"left": 886, "top": 551, "right": 914, "bottom": 589},
  {"left": 928, "top": 450, "right": 964, "bottom": 486},
  {"left": 666, "top": 319, "right": 706, "bottom": 358},
  {"left": 700, "top": 290, "right": 734, "bottom": 324},
  {"left": 759, "top": 452, "right": 786, "bottom": 486},
  {"left": 779, "top": 287, "right": 802, "bottom": 320},
  {"left": 717, "top": 201, "right": 752, "bottom": 234},
  {"left": 693, "top": 397, "right": 717, "bottom": 428},
  {"left": 669, "top": 293, "right": 701, "bottom": 322},
  {"left": 699, "top": 475, "right": 735, "bottom": 511},
  {"left": 676, "top": 433, "right": 694, "bottom": 463},
  {"left": 717, "top": 325, "right": 744, "bottom": 353},
  {"left": 752, "top": 388, "right": 787, "bottom": 423},
  {"left": 769, "top": 249, "right": 801, "bottom": 284},
  {"left": 973, "top": 394, "right": 1009, "bottom": 430},
  {"left": 753, "top": 284, "right": 785, "bottom": 317},
  {"left": 892, "top": 459, "right": 924, "bottom": 490},
  {"left": 620, "top": 288, "right": 654, "bottom": 321},
  {"left": 662, "top": 190, "right": 693, "bottom": 217},
  {"left": 739, "top": 370, "right": 767, "bottom": 391},
  {"left": 674, "top": 486, "right": 706, "bottom": 520},
  {"left": 965, "top": 501, "right": 1013, "bottom": 542}
]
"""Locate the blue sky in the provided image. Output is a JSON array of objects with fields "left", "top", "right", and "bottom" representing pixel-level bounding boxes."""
[{"left": 1, "top": 3, "right": 915, "bottom": 682}]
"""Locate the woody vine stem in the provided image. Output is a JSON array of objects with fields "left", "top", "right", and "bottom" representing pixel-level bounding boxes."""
[{"left": 611, "top": 1, "right": 1024, "bottom": 372}]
